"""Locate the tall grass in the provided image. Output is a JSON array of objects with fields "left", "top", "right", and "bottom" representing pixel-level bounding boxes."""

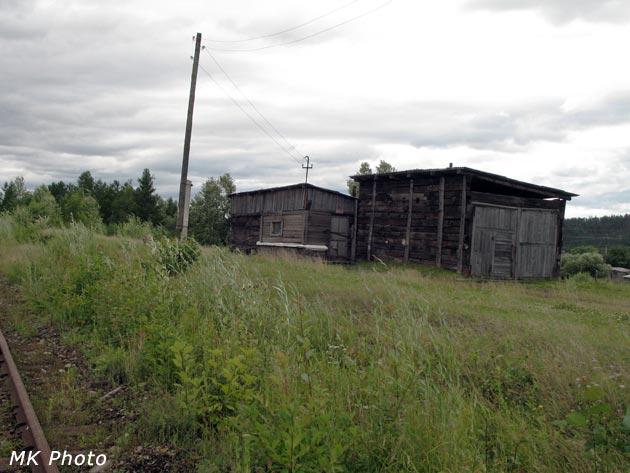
[{"left": 0, "top": 214, "right": 628, "bottom": 472}]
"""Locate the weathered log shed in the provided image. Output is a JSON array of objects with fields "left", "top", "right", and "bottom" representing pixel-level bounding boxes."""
[
  {"left": 352, "top": 167, "right": 577, "bottom": 279},
  {"left": 229, "top": 183, "right": 357, "bottom": 262}
]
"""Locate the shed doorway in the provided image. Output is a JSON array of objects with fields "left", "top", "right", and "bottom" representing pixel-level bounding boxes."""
[
  {"left": 471, "top": 205, "right": 559, "bottom": 279},
  {"left": 329, "top": 216, "right": 351, "bottom": 259}
]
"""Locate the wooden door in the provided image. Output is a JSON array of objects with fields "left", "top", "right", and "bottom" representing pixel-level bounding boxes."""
[
  {"left": 472, "top": 205, "right": 559, "bottom": 279},
  {"left": 471, "top": 206, "right": 518, "bottom": 278},
  {"left": 329, "top": 216, "right": 350, "bottom": 259},
  {"left": 515, "top": 210, "right": 558, "bottom": 278}
]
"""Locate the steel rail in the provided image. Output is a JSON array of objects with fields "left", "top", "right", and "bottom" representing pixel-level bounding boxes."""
[{"left": 0, "top": 328, "right": 59, "bottom": 473}]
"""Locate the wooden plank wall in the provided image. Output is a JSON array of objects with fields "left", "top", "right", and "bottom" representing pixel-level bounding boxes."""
[
  {"left": 261, "top": 211, "right": 306, "bottom": 243},
  {"left": 229, "top": 215, "right": 260, "bottom": 252},
  {"left": 307, "top": 211, "right": 332, "bottom": 246},
  {"left": 230, "top": 185, "right": 356, "bottom": 259},
  {"left": 231, "top": 186, "right": 355, "bottom": 215},
  {"left": 355, "top": 174, "right": 468, "bottom": 270}
]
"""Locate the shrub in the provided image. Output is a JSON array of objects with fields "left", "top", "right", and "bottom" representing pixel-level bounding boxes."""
[
  {"left": 148, "top": 237, "right": 201, "bottom": 277},
  {"left": 111, "top": 216, "right": 154, "bottom": 239},
  {"left": 60, "top": 189, "right": 103, "bottom": 229},
  {"left": 605, "top": 245, "right": 630, "bottom": 268},
  {"left": 560, "top": 252, "right": 611, "bottom": 278},
  {"left": 6, "top": 207, "right": 51, "bottom": 243},
  {"left": 567, "top": 245, "right": 600, "bottom": 255},
  {"left": 27, "top": 185, "right": 62, "bottom": 225},
  {"left": 554, "top": 385, "right": 630, "bottom": 454},
  {"left": 567, "top": 272, "right": 594, "bottom": 283},
  {"left": 170, "top": 342, "right": 259, "bottom": 424}
]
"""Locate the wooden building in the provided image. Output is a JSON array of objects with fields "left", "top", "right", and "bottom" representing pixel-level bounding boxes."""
[
  {"left": 352, "top": 167, "right": 577, "bottom": 279},
  {"left": 229, "top": 183, "right": 357, "bottom": 261}
]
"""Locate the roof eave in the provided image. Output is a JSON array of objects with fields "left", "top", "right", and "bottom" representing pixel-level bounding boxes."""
[
  {"left": 349, "top": 167, "right": 577, "bottom": 200},
  {"left": 229, "top": 182, "right": 356, "bottom": 200}
]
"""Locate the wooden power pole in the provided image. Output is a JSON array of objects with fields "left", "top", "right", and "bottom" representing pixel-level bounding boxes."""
[
  {"left": 302, "top": 156, "right": 313, "bottom": 208},
  {"left": 176, "top": 32, "right": 202, "bottom": 239},
  {"left": 302, "top": 155, "right": 313, "bottom": 185}
]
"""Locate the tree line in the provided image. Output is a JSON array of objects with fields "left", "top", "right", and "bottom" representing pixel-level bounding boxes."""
[
  {"left": 563, "top": 214, "right": 630, "bottom": 267},
  {"left": 0, "top": 170, "right": 235, "bottom": 246},
  {"left": 1, "top": 160, "right": 395, "bottom": 246},
  {"left": 563, "top": 214, "right": 630, "bottom": 248}
]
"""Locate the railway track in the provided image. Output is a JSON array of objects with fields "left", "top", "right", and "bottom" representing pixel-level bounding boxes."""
[{"left": 0, "top": 327, "right": 59, "bottom": 473}]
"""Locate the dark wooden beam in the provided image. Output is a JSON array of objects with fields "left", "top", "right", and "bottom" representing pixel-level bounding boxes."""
[
  {"left": 351, "top": 198, "right": 358, "bottom": 262},
  {"left": 436, "top": 177, "right": 445, "bottom": 267},
  {"left": 367, "top": 177, "right": 377, "bottom": 260},
  {"left": 457, "top": 175, "right": 467, "bottom": 274},
  {"left": 403, "top": 179, "right": 414, "bottom": 263}
]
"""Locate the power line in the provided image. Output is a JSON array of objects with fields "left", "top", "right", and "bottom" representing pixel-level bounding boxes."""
[
  {"left": 198, "top": 63, "right": 303, "bottom": 165},
  {"left": 203, "top": 47, "right": 302, "bottom": 160},
  {"left": 206, "top": 0, "right": 393, "bottom": 52},
  {"left": 205, "top": 0, "right": 363, "bottom": 43}
]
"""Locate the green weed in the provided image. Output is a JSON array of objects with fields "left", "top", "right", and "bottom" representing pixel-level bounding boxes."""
[{"left": 0, "top": 215, "right": 628, "bottom": 471}]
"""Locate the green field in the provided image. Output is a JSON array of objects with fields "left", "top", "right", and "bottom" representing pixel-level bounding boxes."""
[{"left": 0, "top": 215, "right": 628, "bottom": 472}]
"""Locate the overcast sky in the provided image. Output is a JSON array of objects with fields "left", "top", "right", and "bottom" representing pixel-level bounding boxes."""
[{"left": 2, "top": 0, "right": 630, "bottom": 217}]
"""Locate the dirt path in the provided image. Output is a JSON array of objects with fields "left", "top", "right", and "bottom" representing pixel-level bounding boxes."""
[
  {"left": 0, "top": 277, "right": 121, "bottom": 471},
  {"left": 0, "top": 277, "right": 193, "bottom": 472}
]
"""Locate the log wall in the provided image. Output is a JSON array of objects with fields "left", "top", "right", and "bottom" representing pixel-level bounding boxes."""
[
  {"left": 356, "top": 175, "right": 467, "bottom": 270},
  {"left": 228, "top": 215, "right": 260, "bottom": 253}
]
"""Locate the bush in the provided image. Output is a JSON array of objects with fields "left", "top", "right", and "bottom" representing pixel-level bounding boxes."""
[
  {"left": 60, "top": 189, "right": 103, "bottom": 229},
  {"left": 605, "top": 245, "right": 630, "bottom": 268},
  {"left": 27, "top": 185, "right": 62, "bottom": 225},
  {"left": 1, "top": 207, "right": 54, "bottom": 243},
  {"left": 561, "top": 252, "right": 611, "bottom": 278},
  {"left": 111, "top": 216, "right": 154, "bottom": 239},
  {"left": 567, "top": 245, "right": 600, "bottom": 255},
  {"left": 149, "top": 237, "right": 201, "bottom": 277}
]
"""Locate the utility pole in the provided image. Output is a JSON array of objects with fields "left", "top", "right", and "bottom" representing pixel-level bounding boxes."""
[
  {"left": 176, "top": 32, "right": 202, "bottom": 239},
  {"left": 302, "top": 156, "right": 313, "bottom": 209},
  {"left": 302, "top": 155, "right": 312, "bottom": 185}
]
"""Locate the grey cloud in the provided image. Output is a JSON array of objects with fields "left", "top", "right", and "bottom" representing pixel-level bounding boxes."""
[
  {"left": 571, "top": 189, "right": 630, "bottom": 207},
  {"left": 550, "top": 166, "right": 597, "bottom": 178},
  {"left": 209, "top": 1, "right": 360, "bottom": 51},
  {"left": 466, "top": 0, "right": 630, "bottom": 24},
  {"left": 1, "top": 0, "right": 629, "bottom": 216},
  {"left": 269, "top": 93, "right": 630, "bottom": 152}
]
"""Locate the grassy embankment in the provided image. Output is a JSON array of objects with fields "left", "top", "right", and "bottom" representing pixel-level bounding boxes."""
[{"left": 0, "top": 215, "right": 628, "bottom": 472}]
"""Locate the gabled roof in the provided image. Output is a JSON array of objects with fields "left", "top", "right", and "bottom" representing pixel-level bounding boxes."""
[
  {"left": 350, "top": 166, "right": 577, "bottom": 200},
  {"left": 229, "top": 182, "right": 356, "bottom": 200}
]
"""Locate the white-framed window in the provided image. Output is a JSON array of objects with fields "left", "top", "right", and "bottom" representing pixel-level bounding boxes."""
[{"left": 270, "top": 220, "right": 283, "bottom": 236}]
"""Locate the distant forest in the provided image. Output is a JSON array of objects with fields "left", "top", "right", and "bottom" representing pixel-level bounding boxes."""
[{"left": 563, "top": 214, "right": 630, "bottom": 248}]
